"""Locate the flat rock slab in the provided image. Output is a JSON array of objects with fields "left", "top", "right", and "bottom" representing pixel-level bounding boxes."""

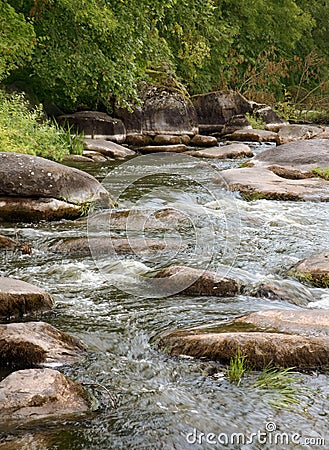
[
  {"left": 153, "top": 265, "right": 240, "bottom": 297},
  {"left": 276, "top": 124, "right": 324, "bottom": 145},
  {"left": 190, "top": 135, "right": 218, "bottom": 147},
  {"left": 0, "top": 277, "right": 54, "bottom": 320},
  {"left": 0, "top": 235, "right": 31, "bottom": 254},
  {"left": 250, "top": 139, "right": 329, "bottom": 177},
  {"left": 137, "top": 144, "right": 188, "bottom": 153},
  {"left": 224, "top": 129, "right": 278, "bottom": 142},
  {"left": 51, "top": 237, "right": 186, "bottom": 257},
  {"left": 0, "top": 368, "right": 90, "bottom": 425},
  {"left": 153, "top": 134, "right": 190, "bottom": 145},
  {"left": 187, "top": 143, "right": 253, "bottom": 159},
  {"left": 218, "top": 167, "right": 329, "bottom": 201},
  {"left": 289, "top": 252, "right": 329, "bottom": 287},
  {"left": 158, "top": 330, "right": 329, "bottom": 369},
  {"left": 84, "top": 139, "right": 136, "bottom": 159},
  {"left": 235, "top": 309, "right": 329, "bottom": 337},
  {"left": 0, "top": 321, "right": 86, "bottom": 368}
]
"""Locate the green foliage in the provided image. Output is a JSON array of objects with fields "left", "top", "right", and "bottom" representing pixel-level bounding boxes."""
[
  {"left": 0, "top": 90, "right": 83, "bottom": 160},
  {"left": 245, "top": 113, "right": 266, "bottom": 130},
  {"left": 226, "top": 348, "right": 250, "bottom": 386},
  {"left": 0, "top": 1, "right": 35, "bottom": 81}
]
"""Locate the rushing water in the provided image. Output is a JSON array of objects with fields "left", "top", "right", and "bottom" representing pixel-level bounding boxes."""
[{"left": 1, "top": 143, "right": 329, "bottom": 449}]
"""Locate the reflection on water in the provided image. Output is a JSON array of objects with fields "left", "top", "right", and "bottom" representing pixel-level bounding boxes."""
[{"left": 1, "top": 145, "right": 328, "bottom": 448}]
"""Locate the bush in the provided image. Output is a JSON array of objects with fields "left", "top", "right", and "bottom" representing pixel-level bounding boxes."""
[{"left": 0, "top": 91, "right": 83, "bottom": 161}]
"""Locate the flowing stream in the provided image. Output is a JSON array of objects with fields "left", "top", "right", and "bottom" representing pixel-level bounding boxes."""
[{"left": 1, "top": 144, "right": 329, "bottom": 449}]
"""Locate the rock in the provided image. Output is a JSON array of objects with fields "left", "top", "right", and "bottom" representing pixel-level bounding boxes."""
[
  {"left": 247, "top": 279, "right": 314, "bottom": 306},
  {"left": 254, "top": 106, "right": 288, "bottom": 127},
  {"left": 235, "top": 309, "right": 329, "bottom": 337},
  {"left": 50, "top": 237, "right": 186, "bottom": 257},
  {"left": 218, "top": 167, "right": 329, "bottom": 201},
  {"left": 115, "top": 83, "right": 198, "bottom": 137},
  {"left": 192, "top": 91, "right": 252, "bottom": 131},
  {"left": 58, "top": 111, "right": 126, "bottom": 142},
  {"left": 289, "top": 252, "right": 329, "bottom": 288},
  {"left": 0, "top": 152, "right": 114, "bottom": 221},
  {"left": 187, "top": 143, "right": 253, "bottom": 159},
  {"left": 190, "top": 135, "right": 218, "bottom": 147},
  {"left": 0, "top": 368, "right": 90, "bottom": 425},
  {"left": 125, "top": 134, "right": 154, "bottom": 147},
  {"left": 221, "top": 115, "right": 252, "bottom": 135},
  {"left": 153, "top": 134, "right": 190, "bottom": 145},
  {"left": 276, "top": 124, "right": 324, "bottom": 145},
  {"left": 158, "top": 330, "right": 329, "bottom": 369},
  {"left": 137, "top": 144, "right": 188, "bottom": 153},
  {"left": 0, "top": 321, "right": 86, "bottom": 368},
  {"left": 0, "top": 235, "right": 32, "bottom": 255},
  {"left": 153, "top": 265, "right": 240, "bottom": 297},
  {"left": 250, "top": 139, "right": 329, "bottom": 178},
  {"left": 0, "top": 433, "right": 50, "bottom": 449},
  {"left": 83, "top": 138, "right": 136, "bottom": 159},
  {"left": 225, "top": 129, "right": 278, "bottom": 142},
  {"left": 82, "top": 151, "right": 108, "bottom": 162},
  {"left": 0, "top": 277, "right": 54, "bottom": 320},
  {"left": 62, "top": 154, "right": 94, "bottom": 163}
]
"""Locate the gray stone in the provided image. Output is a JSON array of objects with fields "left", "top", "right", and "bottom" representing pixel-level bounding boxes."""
[
  {"left": 0, "top": 235, "right": 31, "bottom": 255},
  {"left": 0, "top": 368, "right": 90, "bottom": 425},
  {"left": 0, "top": 277, "right": 53, "bottom": 320},
  {"left": 289, "top": 252, "right": 329, "bottom": 288},
  {"left": 187, "top": 143, "right": 253, "bottom": 159},
  {"left": 190, "top": 135, "right": 218, "bottom": 147},
  {"left": 153, "top": 134, "right": 190, "bottom": 145},
  {"left": 225, "top": 129, "right": 278, "bottom": 142},
  {"left": 0, "top": 321, "right": 86, "bottom": 368},
  {"left": 276, "top": 124, "right": 324, "bottom": 145},
  {"left": 137, "top": 144, "right": 188, "bottom": 153},
  {"left": 83, "top": 138, "right": 136, "bottom": 159}
]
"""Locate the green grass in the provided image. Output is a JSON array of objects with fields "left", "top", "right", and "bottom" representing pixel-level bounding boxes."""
[
  {"left": 226, "top": 348, "right": 250, "bottom": 386},
  {"left": 245, "top": 112, "right": 266, "bottom": 130},
  {"left": 0, "top": 90, "right": 84, "bottom": 161},
  {"left": 312, "top": 167, "right": 329, "bottom": 181}
]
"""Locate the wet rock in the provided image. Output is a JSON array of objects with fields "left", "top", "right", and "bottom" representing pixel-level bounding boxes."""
[
  {"left": 58, "top": 111, "right": 126, "bottom": 142},
  {"left": 235, "top": 309, "right": 329, "bottom": 337},
  {"left": 276, "top": 124, "right": 324, "bottom": 145},
  {"left": 192, "top": 91, "right": 252, "bottom": 131},
  {"left": 0, "top": 235, "right": 32, "bottom": 255},
  {"left": 254, "top": 106, "right": 288, "bottom": 129},
  {"left": 82, "top": 151, "right": 108, "bottom": 162},
  {"left": 51, "top": 237, "right": 186, "bottom": 257},
  {"left": 187, "top": 143, "right": 253, "bottom": 159},
  {"left": 125, "top": 134, "right": 154, "bottom": 147},
  {"left": 83, "top": 138, "right": 136, "bottom": 159},
  {"left": 0, "top": 152, "right": 114, "bottom": 221},
  {"left": 225, "top": 129, "right": 278, "bottom": 142},
  {"left": 154, "top": 265, "right": 240, "bottom": 297},
  {"left": 158, "top": 330, "right": 329, "bottom": 369},
  {"left": 0, "top": 277, "right": 54, "bottom": 320},
  {"left": 115, "top": 83, "right": 198, "bottom": 137},
  {"left": 289, "top": 252, "right": 329, "bottom": 288},
  {"left": 218, "top": 167, "right": 329, "bottom": 201},
  {"left": 136, "top": 144, "right": 188, "bottom": 153},
  {"left": 0, "top": 368, "right": 90, "bottom": 425},
  {"left": 0, "top": 321, "right": 86, "bottom": 368},
  {"left": 248, "top": 278, "right": 314, "bottom": 306},
  {"left": 250, "top": 139, "right": 329, "bottom": 178},
  {"left": 62, "top": 154, "right": 94, "bottom": 163},
  {"left": 190, "top": 135, "right": 218, "bottom": 147},
  {"left": 153, "top": 134, "right": 190, "bottom": 145},
  {"left": 0, "top": 433, "right": 50, "bottom": 449}
]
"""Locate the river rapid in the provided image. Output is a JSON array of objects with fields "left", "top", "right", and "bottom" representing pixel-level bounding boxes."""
[{"left": 1, "top": 143, "right": 329, "bottom": 449}]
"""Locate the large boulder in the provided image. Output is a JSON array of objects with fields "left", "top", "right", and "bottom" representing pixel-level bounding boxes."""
[
  {"left": 218, "top": 167, "right": 329, "bottom": 201},
  {"left": 0, "top": 368, "right": 91, "bottom": 425},
  {"left": 0, "top": 321, "right": 86, "bottom": 368},
  {"left": 289, "top": 252, "right": 329, "bottom": 287},
  {"left": 58, "top": 111, "right": 126, "bottom": 143},
  {"left": 235, "top": 309, "right": 329, "bottom": 337},
  {"left": 0, "top": 152, "right": 114, "bottom": 221},
  {"left": 158, "top": 330, "right": 329, "bottom": 369},
  {"left": 0, "top": 277, "right": 54, "bottom": 320},
  {"left": 250, "top": 139, "right": 329, "bottom": 178},
  {"left": 192, "top": 91, "right": 253, "bottom": 133},
  {"left": 115, "top": 83, "right": 198, "bottom": 137},
  {"left": 153, "top": 265, "right": 240, "bottom": 297},
  {"left": 276, "top": 124, "right": 324, "bottom": 145}
]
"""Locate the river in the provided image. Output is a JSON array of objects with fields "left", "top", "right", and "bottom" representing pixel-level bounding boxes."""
[{"left": 1, "top": 143, "right": 329, "bottom": 449}]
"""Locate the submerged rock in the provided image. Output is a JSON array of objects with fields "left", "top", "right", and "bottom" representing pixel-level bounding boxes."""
[
  {"left": 0, "top": 152, "right": 114, "bottom": 221},
  {"left": 0, "top": 368, "right": 90, "bottom": 425},
  {"left": 158, "top": 330, "right": 329, "bottom": 369},
  {"left": 0, "top": 235, "right": 31, "bottom": 255},
  {"left": 0, "top": 277, "right": 54, "bottom": 320},
  {"left": 218, "top": 167, "right": 329, "bottom": 201},
  {"left": 0, "top": 321, "right": 86, "bottom": 368},
  {"left": 153, "top": 265, "right": 240, "bottom": 297},
  {"left": 235, "top": 309, "right": 329, "bottom": 337},
  {"left": 289, "top": 252, "right": 329, "bottom": 287}
]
